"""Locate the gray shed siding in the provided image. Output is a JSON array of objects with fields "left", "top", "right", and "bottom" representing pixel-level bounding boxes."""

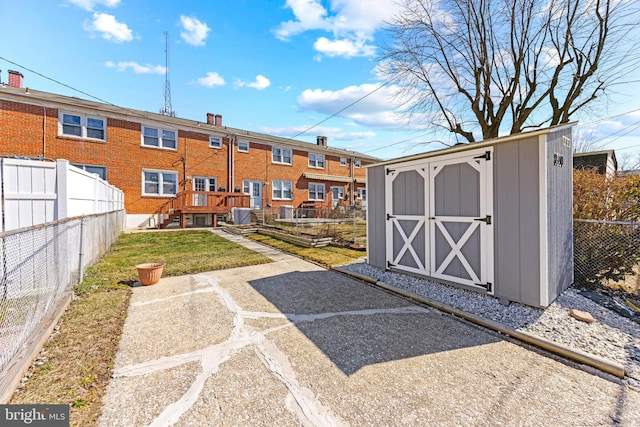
[
  {"left": 493, "top": 138, "right": 541, "bottom": 306},
  {"left": 367, "top": 165, "right": 386, "bottom": 268},
  {"left": 545, "top": 128, "right": 574, "bottom": 304}
]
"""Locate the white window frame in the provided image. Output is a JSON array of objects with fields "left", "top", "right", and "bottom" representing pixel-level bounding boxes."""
[
  {"left": 308, "top": 153, "right": 325, "bottom": 169},
  {"left": 193, "top": 176, "right": 217, "bottom": 192},
  {"left": 71, "top": 163, "right": 107, "bottom": 180},
  {"left": 272, "top": 147, "right": 292, "bottom": 165},
  {"left": 308, "top": 182, "right": 325, "bottom": 201},
  {"left": 340, "top": 157, "right": 347, "bottom": 166},
  {"left": 238, "top": 140, "right": 250, "bottom": 153},
  {"left": 358, "top": 188, "right": 367, "bottom": 202},
  {"left": 142, "top": 169, "right": 178, "bottom": 197},
  {"left": 209, "top": 136, "right": 222, "bottom": 149},
  {"left": 142, "top": 125, "right": 177, "bottom": 150},
  {"left": 354, "top": 159, "right": 362, "bottom": 168},
  {"left": 59, "top": 111, "right": 106, "bottom": 141},
  {"left": 272, "top": 180, "right": 293, "bottom": 200}
]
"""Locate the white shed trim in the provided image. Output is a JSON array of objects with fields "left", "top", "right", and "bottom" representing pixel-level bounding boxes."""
[{"left": 538, "top": 135, "right": 550, "bottom": 306}]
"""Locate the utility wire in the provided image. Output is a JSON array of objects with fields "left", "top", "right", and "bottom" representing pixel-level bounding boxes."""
[
  {"left": 0, "top": 56, "right": 118, "bottom": 107},
  {"left": 0, "top": 56, "right": 397, "bottom": 155},
  {"left": 285, "top": 81, "right": 392, "bottom": 142}
]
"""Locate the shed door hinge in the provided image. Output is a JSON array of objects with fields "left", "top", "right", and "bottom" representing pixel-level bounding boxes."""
[
  {"left": 476, "top": 282, "right": 493, "bottom": 292},
  {"left": 474, "top": 215, "right": 492, "bottom": 225},
  {"left": 386, "top": 168, "right": 395, "bottom": 175},
  {"left": 474, "top": 151, "right": 491, "bottom": 161},
  {"left": 387, "top": 261, "right": 395, "bottom": 269},
  {"left": 386, "top": 213, "right": 396, "bottom": 220}
]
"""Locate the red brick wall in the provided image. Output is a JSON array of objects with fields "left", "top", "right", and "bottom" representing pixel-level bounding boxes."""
[
  {"left": 0, "top": 99, "right": 229, "bottom": 214},
  {"left": 233, "top": 142, "right": 368, "bottom": 210},
  {"left": 0, "top": 97, "right": 371, "bottom": 215}
]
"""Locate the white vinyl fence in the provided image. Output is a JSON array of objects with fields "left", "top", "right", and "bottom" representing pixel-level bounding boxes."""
[
  {"left": 0, "top": 157, "right": 126, "bottom": 389},
  {"left": 1, "top": 158, "right": 124, "bottom": 232}
]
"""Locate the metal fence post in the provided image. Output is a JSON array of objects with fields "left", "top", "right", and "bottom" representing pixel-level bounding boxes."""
[
  {"left": 78, "top": 217, "right": 86, "bottom": 283},
  {"left": 353, "top": 206, "right": 357, "bottom": 244}
]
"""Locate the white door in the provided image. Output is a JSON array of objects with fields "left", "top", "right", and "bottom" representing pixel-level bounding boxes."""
[
  {"left": 385, "top": 165, "right": 428, "bottom": 276},
  {"left": 429, "top": 150, "right": 493, "bottom": 292},
  {"left": 243, "top": 180, "right": 262, "bottom": 209},
  {"left": 193, "top": 177, "right": 216, "bottom": 206},
  {"left": 385, "top": 148, "right": 493, "bottom": 292},
  {"left": 331, "top": 186, "right": 345, "bottom": 208},
  {"left": 358, "top": 188, "right": 367, "bottom": 208}
]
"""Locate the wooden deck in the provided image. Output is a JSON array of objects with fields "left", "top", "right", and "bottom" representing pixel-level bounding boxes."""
[{"left": 156, "top": 191, "right": 250, "bottom": 228}]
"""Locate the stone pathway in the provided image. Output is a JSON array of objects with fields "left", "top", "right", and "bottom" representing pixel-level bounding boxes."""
[{"left": 99, "top": 231, "right": 640, "bottom": 426}]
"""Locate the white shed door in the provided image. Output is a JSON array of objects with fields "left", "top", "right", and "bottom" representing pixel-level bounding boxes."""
[
  {"left": 385, "top": 149, "right": 494, "bottom": 293},
  {"left": 385, "top": 166, "right": 428, "bottom": 276}
]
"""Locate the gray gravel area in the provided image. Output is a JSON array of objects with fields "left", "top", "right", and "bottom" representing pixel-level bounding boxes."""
[{"left": 340, "top": 261, "right": 640, "bottom": 384}]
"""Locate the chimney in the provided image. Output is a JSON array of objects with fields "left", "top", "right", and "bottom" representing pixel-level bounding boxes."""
[
  {"left": 206, "top": 113, "right": 214, "bottom": 125},
  {"left": 214, "top": 114, "right": 222, "bottom": 126},
  {"left": 316, "top": 136, "right": 327, "bottom": 147},
  {"left": 8, "top": 70, "right": 23, "bottom": 88}
]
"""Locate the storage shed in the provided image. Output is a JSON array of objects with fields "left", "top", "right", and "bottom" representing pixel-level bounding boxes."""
[{"left": 366, "top": 125, "right": 574, "bottom": 308}]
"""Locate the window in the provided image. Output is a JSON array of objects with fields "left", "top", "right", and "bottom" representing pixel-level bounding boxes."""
[
  {"left": 194, "top": 177, "right": 217, "bottom": 192},
  {"left": 358, "top": 188, "right": 367, "bottom": 202},
  {"left": 272, "top": 147, "right": 292, "bottom": 165},
  {"left": 354, "top": 159, "right": 361, "bottom": 168},
  {"left": 71, "top": 164, "right": 107, "bottom": 180},
  {"left": 340, "top": 157, "right": 347, "bottom": 166},
  {"left": 59, "top": 112, "right": 105, "bottom": 140},
  {"left": 238, "top": 140, "right": 249, "bottom": 152},
  {"left": 209, "top": 136, "right": 222, "bottom": 149},
  {"left": 308, "top": 183, "right": 325, "bottom": 201},
  {"left": 142, "top": 170, "right": 178, "bottom": 196},
  {"left": 272, "top": 180, "right": 293, "bottom": 200},
  {"left": 142, "top": 126, "right": 177, "bottom": 149},
  {"left": 308, "top": 153, "right": 325, "bottom": 169}
]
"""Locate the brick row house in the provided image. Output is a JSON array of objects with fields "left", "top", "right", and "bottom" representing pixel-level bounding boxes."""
[{"left": 0, "top": 71, "right": 379, "bottom": 228}]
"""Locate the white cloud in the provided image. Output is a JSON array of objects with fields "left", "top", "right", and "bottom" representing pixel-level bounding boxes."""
[
  {"left": 84, "top": 13, "right": 133, "bottom": 43},
  {"left": 313, "top": 37, "right": 375, "bottom": 58},
  {"left": 298, "top": 83, "right": 407, "bottom": 129},
  {"left": 236, "top": 75, "right": 271, "bottom": 90},
  {"left": 197, "top": 72, "right": 226, "bottom": 87},
  {"left": 274, "top": 0, "right": 329, "bottom": 40},
  {"left": 67, "top": 0, "right": 120, "bottom": 11},
  {"left": 274, "top": 0, "right": 403, "bottom": 58},
  {"left": 105, "top": 61, "right": 166, "bottom": 74},
  {"left": 257, "top": 125, "right": 373, "bottom": 142},
  {"left": 180, "top": 16, "right": 210, "bottom": 46}
]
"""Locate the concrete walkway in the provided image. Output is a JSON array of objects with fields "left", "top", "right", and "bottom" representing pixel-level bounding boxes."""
[{"left": 99, "top": 230, "right": 640, "bottom": 426}]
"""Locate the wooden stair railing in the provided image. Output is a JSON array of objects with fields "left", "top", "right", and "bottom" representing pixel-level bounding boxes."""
[{"left": 155, "top": 191, "right": 251, "bottom": 229}]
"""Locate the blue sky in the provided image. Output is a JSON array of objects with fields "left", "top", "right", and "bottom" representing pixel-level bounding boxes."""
[{"left": 1, "top": 0, "right": 639, "bottom": 164}]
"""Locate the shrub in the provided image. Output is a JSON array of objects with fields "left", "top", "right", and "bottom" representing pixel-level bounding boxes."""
[{"left": 573, "top": 168, "right": 640, "bottom": 291}]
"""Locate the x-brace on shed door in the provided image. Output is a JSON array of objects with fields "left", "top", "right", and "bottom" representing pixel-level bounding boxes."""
[{"left": 385, "top": 148, "right": 494, "bottom": 293}]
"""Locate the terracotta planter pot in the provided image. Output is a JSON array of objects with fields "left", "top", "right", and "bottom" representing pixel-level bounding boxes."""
[{"left": 135, "top": 263, "right": 164, "bottom": 286}]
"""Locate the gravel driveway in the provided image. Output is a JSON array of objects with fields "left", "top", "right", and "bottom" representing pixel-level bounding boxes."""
[{"left": 99, "top": 231, "right": 640, "bottom": 426}]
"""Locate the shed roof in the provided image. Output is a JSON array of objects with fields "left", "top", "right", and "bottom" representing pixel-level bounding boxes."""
[
  {"left": 573, "top": 150, "right": 617, "bottom": 175},
  {"left": 366, "top": 123, "right": 575, "bottom": 168}
]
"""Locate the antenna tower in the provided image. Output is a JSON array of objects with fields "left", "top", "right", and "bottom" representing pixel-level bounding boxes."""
[{"left": 160, "top": 31, "right": 175, "bottom": 117}]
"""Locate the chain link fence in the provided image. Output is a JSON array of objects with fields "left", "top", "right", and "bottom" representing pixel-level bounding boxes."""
[
  {"left": 574, "top": 219, "right": 640, "bottom": 296},
  {"left": 0, "top": 210, "right": 125, "bottom": 373},
  {"left": 247, "top": 205, "right": 367, "bottom": 247}
]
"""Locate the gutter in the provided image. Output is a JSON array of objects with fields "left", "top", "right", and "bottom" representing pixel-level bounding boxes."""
[{"left": 331, "top": 266, "right": 625, "bottom": 379}]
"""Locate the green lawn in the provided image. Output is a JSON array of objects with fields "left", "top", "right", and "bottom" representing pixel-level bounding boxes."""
[
  {"left": 10, "top": 230, "right": 272, "bottom": 427},
  {"left": 247, "top": 233, "right": 366, "bottom": 267}
]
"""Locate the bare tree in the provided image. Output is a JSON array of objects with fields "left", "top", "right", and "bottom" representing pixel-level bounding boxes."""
[
  {"left": 572, "top": 129, "right": 603, "bottom": 153},
  {"left": 381, "top": 0, "right": 640, "bottom": 142}
]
